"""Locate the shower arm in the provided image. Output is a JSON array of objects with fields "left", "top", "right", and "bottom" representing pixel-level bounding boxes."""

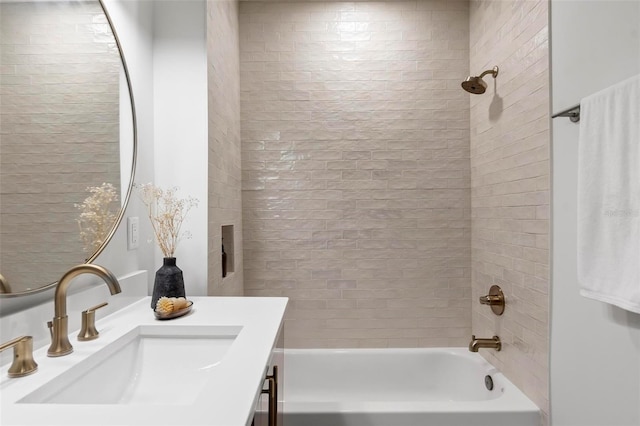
[{"left": 479, "top": 66, "right": 499, "bottom": 79}]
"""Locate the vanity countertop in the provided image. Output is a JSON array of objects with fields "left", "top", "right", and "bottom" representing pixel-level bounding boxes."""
[{"left": 0, "top": 296, "right": 288, "bottom": 426}]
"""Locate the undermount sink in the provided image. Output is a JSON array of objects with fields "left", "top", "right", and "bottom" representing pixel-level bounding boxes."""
[{"left": 19, "top": 324, "right": 242, "bottom": 405}]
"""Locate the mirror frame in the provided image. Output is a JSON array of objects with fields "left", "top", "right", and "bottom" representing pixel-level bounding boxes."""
[{"left": 0, "top": 0, "right": 137, "bottom": 298}]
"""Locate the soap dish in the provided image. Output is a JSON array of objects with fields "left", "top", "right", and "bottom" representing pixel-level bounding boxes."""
[{"left": 154, "top": 300, "right": 193, "bottom": 320}]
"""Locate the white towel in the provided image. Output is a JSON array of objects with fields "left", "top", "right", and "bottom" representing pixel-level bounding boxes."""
[{"left": 577, "top": 74, "right": 640, "bottom": 313}]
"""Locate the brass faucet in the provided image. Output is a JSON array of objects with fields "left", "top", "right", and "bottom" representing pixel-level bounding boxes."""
[
  {"left": 0, "top": 272, "right": 10, "bottom": 293},
  {"left": 479, "top": 285, "right": 505, "bottom": 315},
  {"left": 468, "top": 335, "right": 501, "bottom": 352},
  {"left": 0, "top": 336, "right": 38, "bottom": 377},
  {"left": 47, "top": 264, "right": 121, "bottom": 357}
]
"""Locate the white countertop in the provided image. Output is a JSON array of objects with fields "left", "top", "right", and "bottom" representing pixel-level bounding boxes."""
[{"left": 0, "top": 296, "right": 288, "bottom": 426}]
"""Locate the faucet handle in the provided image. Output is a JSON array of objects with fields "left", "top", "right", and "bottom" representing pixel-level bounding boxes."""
[
  {"left": 77, "top": 302, "right": 108, "bottom": 341},
  {"left": 0, "top": 336, "right": 38, "bottom": 378},
  {"left": 479, "top": 285, "right": 505, "bottom": 315}
]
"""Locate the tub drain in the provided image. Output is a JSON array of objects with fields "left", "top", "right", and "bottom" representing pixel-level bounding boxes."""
[{"left": 484, "top": 375, "right": 494, "bottom": 391}]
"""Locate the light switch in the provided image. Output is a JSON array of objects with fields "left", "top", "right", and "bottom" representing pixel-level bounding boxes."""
[{"left": 127, "top": 216, "right": 139, "bottom": 250}]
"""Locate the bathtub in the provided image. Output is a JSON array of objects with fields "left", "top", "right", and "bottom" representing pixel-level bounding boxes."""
[{"left": 280, "top": 348, "right": 540, "bottom": 426}]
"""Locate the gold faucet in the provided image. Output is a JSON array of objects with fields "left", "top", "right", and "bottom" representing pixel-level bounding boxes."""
[
  {"left": 47, "top": 264, "right": 121, "bottom": 357},
  {"left": 0, "top": 336, "right": 38, "bottom": 377},
  {"left": 468, "top": 335, "right": 501, "bottom": 352},
  {"left": 0, "top": 272, "right": 10, "bottom": 294}
]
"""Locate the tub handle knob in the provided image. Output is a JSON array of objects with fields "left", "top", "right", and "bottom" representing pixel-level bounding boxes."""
[{"left": 479, "top": 285, "right": 505, "bottom": 315}]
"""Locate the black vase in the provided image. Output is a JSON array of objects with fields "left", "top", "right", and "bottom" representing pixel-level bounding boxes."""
[{"left": 151, "top": 257, "right": 185, "bottom": 309}]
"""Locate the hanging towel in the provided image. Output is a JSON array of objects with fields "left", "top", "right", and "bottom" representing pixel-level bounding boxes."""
[{"left": 577, "top": 73, "right": 640, "bottom": 313}]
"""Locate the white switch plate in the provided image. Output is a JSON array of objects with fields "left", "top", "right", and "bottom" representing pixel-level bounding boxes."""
[{"left": 127, "top": 216, "right": 139, "bottom": 250}]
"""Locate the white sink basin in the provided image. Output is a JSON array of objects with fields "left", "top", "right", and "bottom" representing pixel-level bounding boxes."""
[{"left": 19, "top": 325, "right": 242, "bottom": 405}]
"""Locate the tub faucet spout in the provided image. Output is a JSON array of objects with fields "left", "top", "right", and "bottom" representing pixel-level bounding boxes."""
[
  {"left": 469, "top": 335, "right": 501, "bottom": 352},
  {"left": 47, "top": 264, "right": 121, "bottom": 357}
]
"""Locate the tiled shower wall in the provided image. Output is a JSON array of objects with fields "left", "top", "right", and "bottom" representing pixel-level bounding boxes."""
[
  {"left": 469, "top": 0, "right": 550, "bottom": 422},
  {"left": 0, "top": 2, "right": 120, "bottom": 293},
  {"left": 207, "top": 0, "right": 244, "bottom": 296},
  {"left": 240, "top": 0, "right": 471, "bottom": 348}
]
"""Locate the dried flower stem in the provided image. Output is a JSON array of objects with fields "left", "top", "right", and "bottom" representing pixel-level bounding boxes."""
[
  {"left": 135, "top": 183, "right": 198, "bottom": 258},
  {"left": 75, "top": 183, "right": 119, "bottom": 255}
]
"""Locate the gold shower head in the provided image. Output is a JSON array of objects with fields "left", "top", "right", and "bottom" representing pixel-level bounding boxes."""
[{"left": 461, "top": 66, "right": 499, "bottom": 94}]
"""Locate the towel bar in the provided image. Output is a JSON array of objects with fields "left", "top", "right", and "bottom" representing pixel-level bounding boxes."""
[{"left": 552, "top": 104, "right": 580, "bottom": 122}]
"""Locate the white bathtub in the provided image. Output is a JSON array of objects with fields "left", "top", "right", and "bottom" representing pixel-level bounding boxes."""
[{"left": 280, "top": 348, "right": 540, "bottom": 426}]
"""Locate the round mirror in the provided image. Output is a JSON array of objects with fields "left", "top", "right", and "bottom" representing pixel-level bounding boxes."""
[{"left": 0, "top": 0, "right": 136, "bottom": 296}]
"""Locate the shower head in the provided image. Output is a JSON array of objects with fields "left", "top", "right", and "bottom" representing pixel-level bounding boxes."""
[{"left": 461, "top": 66, "right": 499, "bottom": 94}]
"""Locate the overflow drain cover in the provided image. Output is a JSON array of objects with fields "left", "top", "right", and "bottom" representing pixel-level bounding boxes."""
[{"left": 484, "top": 375, "right": 494, "bottom": 391}]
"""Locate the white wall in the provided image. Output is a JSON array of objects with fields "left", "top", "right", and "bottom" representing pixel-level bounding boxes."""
[
  {"left": 550, "top": 1, "right": 640, "bottom": 425},
  {"left": 106, "top": 0, "right": 208, "bottom": 296},
  {"left": 101, "top": 0, "right": 156, "bottom": 290},
  {"left": 107, "top": 0, "right": 209, "bottom": 296},
  {"left": 152, "top": 0, "right": 208, "bottom": 296}
]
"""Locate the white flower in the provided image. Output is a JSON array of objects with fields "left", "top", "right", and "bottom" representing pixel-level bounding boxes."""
[
  {"left": 75, "top": 183, "right": 119, "bottom": 255},
  {"left": 135, "top": 183, "right": 198, "bottom": 258}
]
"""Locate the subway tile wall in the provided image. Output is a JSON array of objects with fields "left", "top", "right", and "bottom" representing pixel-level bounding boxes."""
[
  {"left": 469, "top": 0, "right": 550, "bottom": 422},
  {"left": 207, "top": 0, "right": 244, "bottom": 296},
  {"left": 0, "top": 2, "right": 121, "bottom": 293},
  {"left": 240, "top": 0, "right": 471, "bottom": 348}
]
